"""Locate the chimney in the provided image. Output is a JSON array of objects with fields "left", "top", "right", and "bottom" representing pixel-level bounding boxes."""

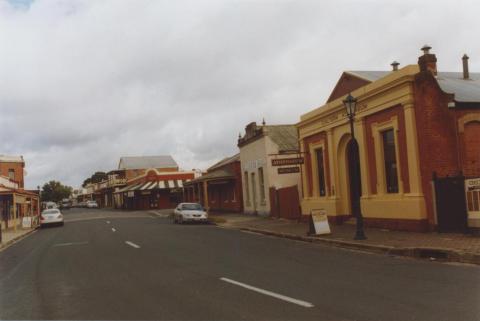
[
  {"left": 418, "top": 44, "right": 437, "bottom": 75},
  {"left": 462, "top": 54, "right": 469, "bottom": 79},
  {"left": 391, "top": 61, "right": 400, "bottom": 71}
]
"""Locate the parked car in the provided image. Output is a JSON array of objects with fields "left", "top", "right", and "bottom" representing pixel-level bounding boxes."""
[
  {"left": 40, "top": 208, "right": 64, "bottom": 227},
  {"left": 43, "top": 201, "right": 58, "bottom": 210},
  {"left": 86, "top": 200, "right": 98, "bottom": 208},
  {"left": 60, "top": 199, "right": 71, "bottom": 210},
  {"left": 173, "top": 203, "right": 208, "bottom": 224}
]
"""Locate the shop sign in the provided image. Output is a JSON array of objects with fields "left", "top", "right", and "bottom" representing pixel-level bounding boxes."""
[
  {"left": 278, "top": 167, "right": 300, "bottom": 174},
  {"left": 127, "top": 191, "right": 135, "bottom": 198},
  {"left": 22, "top": 216, "right": 32, "bottom": 228},
  {"left": 465, "top": 178, "right": 480, "bottom": 216},
  {"left": 272, "top": 158, "right": 304, "bottom": 166},
  {"left": 15, "top": 195, "right": 26, "bottom": 204},
  {"left": 309, "top": 209, "right": 330, "bottom": 235},
  {"left": 465, "top": 178, "right": 480, "bottom": 191},
  {"left": 141, "top": 191, "right": 151, "bottom": 195}
]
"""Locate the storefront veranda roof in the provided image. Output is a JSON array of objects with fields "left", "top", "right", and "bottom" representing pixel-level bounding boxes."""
[
  {"left": 114, "top": 179, "right": 190, "bottom": 193},
  {"left": 184, "top": 168, "right": 235, "bottom": 185}
]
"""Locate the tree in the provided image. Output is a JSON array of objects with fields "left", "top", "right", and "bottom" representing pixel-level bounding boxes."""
[
  {"left": 81, "top": 171, "right": 107, "bottom": 187},
  {"left": 40, "top": 181, "right": 73, "bottom": 203}
]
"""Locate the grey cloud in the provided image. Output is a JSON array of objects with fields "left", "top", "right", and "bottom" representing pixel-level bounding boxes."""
[{"left": 1, "top": 0, "right": 479, "bottom": 188}]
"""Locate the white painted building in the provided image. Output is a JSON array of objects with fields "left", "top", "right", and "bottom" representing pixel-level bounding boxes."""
[{"left": 238, "top": 122, "right": 302, "bottom": 216}]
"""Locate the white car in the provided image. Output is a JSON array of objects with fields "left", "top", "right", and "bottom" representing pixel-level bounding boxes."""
[
  {"left": 40, "top": 208, "right": 64, "bottom": 227},
  {"left": 86, "top": 201, "right": 98, "bottom": 208},
  {"left": 173, "top": 203, "right": 208, "bottom": 224}
]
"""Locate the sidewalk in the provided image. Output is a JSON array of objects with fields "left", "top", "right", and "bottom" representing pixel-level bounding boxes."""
[
  {"left": 210, "top": 212, "right": 480, "bottom": 265},
  {"left": 0, "top": 227, "right": 37, "bottom": 250}
]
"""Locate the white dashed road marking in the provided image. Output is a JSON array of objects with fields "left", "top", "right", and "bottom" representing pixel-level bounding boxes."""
[
  {"left": 111, "top": 228, "right": 116, "bottom": 232},
  {"left": 106, "top": 221, "right": 111, "bottom": 224},
  {"left": 220, "top": 277, "right": 314, "bottom": 308},
  {"left": 53, "top": 242, "right": 89, "bottom": 247},
  {"left": 125, "top": 241, "right": 140, "bottom": 249}
]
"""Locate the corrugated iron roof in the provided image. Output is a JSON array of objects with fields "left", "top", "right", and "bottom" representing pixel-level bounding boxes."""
[
  {"left": 436, "top": 72, "right": 480, "bottom": 103},
  {"left": 265, "top": 125, "right": 299, "bottom": 152},
  {"left": 185, "top": 168, "right": 235, "bottom": 184},
  {"left": 118, "top": 155, "right": 178, "bottom": 170},
  {"left": 346, "top": 70, "right": 480, "bottom": 103},
  {"left": 345, "top": 70, "right": 390, "bottom": 82},
  {"left": 207, "top": 154, "right": 240, "bottom": 172}
]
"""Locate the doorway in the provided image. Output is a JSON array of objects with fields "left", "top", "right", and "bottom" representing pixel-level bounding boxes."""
[{"left": 346, "top": 139, "right": 362, "bottom": 216}]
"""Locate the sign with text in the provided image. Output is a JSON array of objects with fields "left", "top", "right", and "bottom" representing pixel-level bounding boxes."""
[
  {"left": 271, "top": 158, "right": 304, "bottom": 166},
  {"left": 309, "top": 209, "right": 330, "bottom": 235},
  {"left": 278, "top": 166, "right": 300, "bottom": 174},
  {"left": 22, "top": 216, "right": 32, "bottom": 229},
  {"left": 465, "top": 178, "right": 480, "bottom": 217}
]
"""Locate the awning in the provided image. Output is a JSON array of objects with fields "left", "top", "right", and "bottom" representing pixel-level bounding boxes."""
[
  {"left": 117, "top": 180, "right": 187, "bottom": 192},
  {"left": 184, "top": 168, "right": 235, "bottom": 185}
]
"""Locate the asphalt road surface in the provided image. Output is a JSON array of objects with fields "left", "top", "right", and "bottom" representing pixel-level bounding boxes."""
[{"left": 1, "top": 208, "right": 479, "bottom": 321}]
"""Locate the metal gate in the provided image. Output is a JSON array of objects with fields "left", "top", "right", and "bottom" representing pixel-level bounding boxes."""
[{"left": 433, "top": 175, "right": 468, "bottom": 233}]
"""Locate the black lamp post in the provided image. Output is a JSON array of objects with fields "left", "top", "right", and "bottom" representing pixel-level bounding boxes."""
[{"left": 343, "top": 93, "right": 367, "bottom": 240}]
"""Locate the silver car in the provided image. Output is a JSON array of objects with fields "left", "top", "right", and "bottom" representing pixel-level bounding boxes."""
[
  {"left": 40, "top": 208, "right": 64, "bottom": 227},
  {"left": 173, "top": 203, "right": 208, "bottom": 224}
]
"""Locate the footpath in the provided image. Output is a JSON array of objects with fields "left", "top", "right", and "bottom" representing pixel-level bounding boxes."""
[
  {"left": 209, "top": 212, "right": 480, "bottom": 265},
  {"left": 0, "top": 227, "right": 37, "bottom": 251}
]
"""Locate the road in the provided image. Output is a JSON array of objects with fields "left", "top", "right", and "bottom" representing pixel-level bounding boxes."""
[{"left": 1, "top": 208, "right": 479, "bottom": 321}]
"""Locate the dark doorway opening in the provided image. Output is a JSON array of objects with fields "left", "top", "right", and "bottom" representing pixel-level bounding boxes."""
[
  {"left": 347, "top": 139, "right": 362, "bottom": 216},
  {"left": 433, "top": 175, "right": 468, "bottom": 233}
]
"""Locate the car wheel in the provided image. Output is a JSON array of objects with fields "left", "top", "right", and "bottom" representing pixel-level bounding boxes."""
[{"left": 179, "top": 216, "right": 184, "bottom": 224}]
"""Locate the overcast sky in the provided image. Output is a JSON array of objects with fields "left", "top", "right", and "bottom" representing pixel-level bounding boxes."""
[{"left": 1, "top": 0, "right": 479, "bottom": 189}]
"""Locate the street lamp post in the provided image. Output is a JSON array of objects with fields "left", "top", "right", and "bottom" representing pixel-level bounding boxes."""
[{"left": 343, "top": 93, "right": 367, "bottom": 240}]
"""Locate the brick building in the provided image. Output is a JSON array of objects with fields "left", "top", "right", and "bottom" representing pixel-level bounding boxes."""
[
  {"left": 112, "top": 156, "right": 195, "bottom": 210},
  {"left": 0, "top": 155, "right": 40, "bottom": 231},
  {"left": 184, "top": 154, "right": 243, "bottom": 212},
  {"left": 298, "top": 46, "right": 480, "bottom": 232},
  {"left": 0, "top": 155, "right": 25, "bottom": 188}
]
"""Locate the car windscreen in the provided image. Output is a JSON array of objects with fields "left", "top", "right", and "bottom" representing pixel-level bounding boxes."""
[
  {"left": 43, "top": 209, "right": 59, "bottom": 214},
  {"left": 182, "top": 204, "right": 202, "bottom": 210}
]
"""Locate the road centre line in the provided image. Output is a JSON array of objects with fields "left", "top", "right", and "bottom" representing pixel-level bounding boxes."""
[
  {"left": 106, "top": 221, "right": 111, "bottom": 224},
  {"left": 125, "top": 241, "right": 140, "bottom": 249},
  {"left": 220, "top": 277, "right": 314, "bottom": 308},
  {"left": 111, "top": 228, "right": 116, "bottom": 232},
  {"left": 53, "top": 242, "right": 89, "bottom": 247}
]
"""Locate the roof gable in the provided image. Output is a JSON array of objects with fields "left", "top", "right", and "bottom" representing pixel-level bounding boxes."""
[{"left": 326, "top": 72, "right": 372, "bottom": 103}]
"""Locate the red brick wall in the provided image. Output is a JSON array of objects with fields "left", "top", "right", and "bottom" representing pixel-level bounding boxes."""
[
  {"left": 364, "top": 105, "right": 410, "bottom": 194},
  {"left": 303, "top": 132, "right": 330, "bottom": 197},
  {"left": 327, "top": 73, "right": 371, "bottom": 103},
  {"left": 0, "top": 162, "right": 24, "bottom": 188},
  {"left": 414, "top": 72, "right": 461, "bottom": 226},
  {"left": 462, "top": 121, "right": 480, "bottom": 177}
]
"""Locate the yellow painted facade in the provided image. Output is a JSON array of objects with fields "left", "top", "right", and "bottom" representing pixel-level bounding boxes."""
[{"left": 298, "top": 65, "right": 427, "bottom": 223}]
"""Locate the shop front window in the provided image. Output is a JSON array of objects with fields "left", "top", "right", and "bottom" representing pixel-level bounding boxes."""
[
  {"left": 382, "top": 129, "right": 399, "bottom": 193},
  {"left": 315, "top": 148, "right": 326, "bottom": 196}
]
